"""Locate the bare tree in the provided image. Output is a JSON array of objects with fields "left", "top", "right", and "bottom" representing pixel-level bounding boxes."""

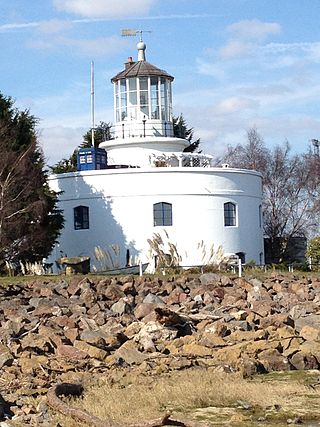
[
  {"left": 263, "top": 142, "right": 318, "bottom": 262},
  {"left": 223, "top": 128, "right": 269, "bottom": 172},
  {"left": 222, "top": 129, "right": 320, "bottom": 263}
]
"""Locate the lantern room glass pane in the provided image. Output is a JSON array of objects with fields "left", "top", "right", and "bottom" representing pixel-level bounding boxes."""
[
  {"left": 140, "top": 91, "right": 148, "bottom": 105},
  {"left": 139, "top": 77, "right": 148, "bottom": 90},
  {"left": 151, "top": 77, "right": 159, "bottom": 119},
  {"left": 129, "top": 91, "right": 137, "bottom": 105},
  {"left": 128, "top": 78, "right": 137, "bottom": 90},
  {"left": 160, "top": 77, "right": 167, "bottom": 121},
  {"left": 120, "top": 79, "right": 126, "bottom": 92}
]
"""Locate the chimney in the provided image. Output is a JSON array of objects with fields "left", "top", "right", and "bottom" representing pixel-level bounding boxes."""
[{"left": 125, "top": 56, "right": 134, "bottom": 69}]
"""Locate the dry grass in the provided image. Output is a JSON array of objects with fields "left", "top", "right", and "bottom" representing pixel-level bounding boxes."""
[{"left": 52, "top": 368, "right": 320, "bottom": 426}]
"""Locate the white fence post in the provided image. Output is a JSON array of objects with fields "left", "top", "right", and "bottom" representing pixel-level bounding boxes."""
[{"left": 238, "top": 258, "right": 242, "bottom": 278}]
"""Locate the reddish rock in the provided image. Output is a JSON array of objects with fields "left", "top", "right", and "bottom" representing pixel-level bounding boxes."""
[
  {"left": 104, "top": 283, "right": 125, "bottom": 301},
  {"left": 39, "top": 287, "right": 53, "bottom": 297},
  {"left": 52, "top": 315, "right": 76, "bottom": 329},
  {"left": 134, "top": 303, "right": 156, "bottom": 320},
  {"left": 80, "top": 288, "right": 97, "bottom": 306},
  {"left": 290, "top": 351, "right": 319, "bottom": 370},
  {"left": 38, "top": 325, "right": 64, "bottom": 348},
  {"left": 56, "top": 344, "right": 88, "bottom": 360},
  {"left": 234, "top": 277, "right": 253, "bottom": 292},
  {"left": 259, "top": 314, "right": 294, "bottom": 329},
  {"left": 258, "top": 348, "right": 290, "bottom": 372},
  {"left": 74, "top": 340, "right": 108, "bottom": 360},
  {"left": 64, "top": 328, "right": 79, "bottom": 343}
]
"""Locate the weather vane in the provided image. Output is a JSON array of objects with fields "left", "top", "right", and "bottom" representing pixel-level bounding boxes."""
[{"left": 121, "top": 29, "right": 152, "bottom": 41}]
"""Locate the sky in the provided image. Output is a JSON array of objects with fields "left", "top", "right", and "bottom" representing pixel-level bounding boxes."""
[{"left": 1, "top": 0, "right": 320, "bottom": 166}]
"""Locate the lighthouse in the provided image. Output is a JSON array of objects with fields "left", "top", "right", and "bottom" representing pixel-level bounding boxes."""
[{"left": 47, "top": 39, "right": 265, "bottom": 272}]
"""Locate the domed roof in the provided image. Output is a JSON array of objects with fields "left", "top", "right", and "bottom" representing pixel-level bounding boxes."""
[{"left": 111, "top": 60, "right": 174, "bottom": 83}]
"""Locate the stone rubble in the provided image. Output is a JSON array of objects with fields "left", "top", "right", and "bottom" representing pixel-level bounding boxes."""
[{"left": 0, "top": 272, "right": 319, "bottom": 425}]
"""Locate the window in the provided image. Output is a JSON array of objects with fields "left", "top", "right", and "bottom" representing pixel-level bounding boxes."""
[
  {"left": 153, "top": 202, "right": 172, "bottom": 226},
  {"left": 150, "top": 77, "right": 159, "bottom": 119},
  {"left": 74, "top": 206, "right": 89, "bottom": 230},
  {"left": 224, "top": 202, "right": 236, "bottom": 226},
  {"left": 259, "top": 204, "right": 262, "bottom": 227}
]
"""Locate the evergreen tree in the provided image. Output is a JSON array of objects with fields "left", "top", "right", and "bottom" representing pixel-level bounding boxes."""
[
  {"left": 0, "top": 93, "right": 64, "bottom": 266},
  {"left": 173, "top": 114, "right": 201, "bottom": 153}
]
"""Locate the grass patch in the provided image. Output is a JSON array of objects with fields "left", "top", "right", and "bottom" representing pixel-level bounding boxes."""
[{"left": 51, "top": 368, "right": 320, "bottom": 426}]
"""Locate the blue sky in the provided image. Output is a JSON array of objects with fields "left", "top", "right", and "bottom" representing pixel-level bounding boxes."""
[{"left": 1, "top": 0, "right": 320, "bottom": 165}]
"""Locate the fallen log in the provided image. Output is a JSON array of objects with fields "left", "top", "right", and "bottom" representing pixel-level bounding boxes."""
[{"left": 47, "top": 383, "right": 208, "bottom": 427}]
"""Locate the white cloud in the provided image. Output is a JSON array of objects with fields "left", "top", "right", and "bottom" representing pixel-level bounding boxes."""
[
  {"left": 196, "top": 58, "right": 225, "bottom": 79},
  {"left": 263, "top": 41, "right": 320, "bottom": 65},
  {"left": 53, "top": 0, "right": 155, "bottom": 18},
  {"left": 219, "top": 40, "right": 253, "bottom": 59},
  {"left": 216, "top": 19, "right": 281, "bottom": 60},
  {"left": 0, "top": 21, "right": 40, "bottom": 31},
  {"left": 227, "top": 19, "right": 281, "bottom": 41},
  {"left": 214, "top": 97, "right": 258, "bottom": 114}
]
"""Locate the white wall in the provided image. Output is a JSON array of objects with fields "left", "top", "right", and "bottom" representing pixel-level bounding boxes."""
[{"left": 48, "top": 167, "right": 264, "bottom": 271}]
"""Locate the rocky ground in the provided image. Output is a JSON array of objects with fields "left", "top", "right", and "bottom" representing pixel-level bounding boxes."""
[{"left": 0, "top": 272, "right": 319, "bottom": 425}]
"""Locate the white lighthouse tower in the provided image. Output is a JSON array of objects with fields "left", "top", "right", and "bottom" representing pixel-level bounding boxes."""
[
  {"left": 100, "top": 40, "right": 190, "bottom": 167},
  {"left": 48, "top": 39, "right": 265, "bottom": 271}
]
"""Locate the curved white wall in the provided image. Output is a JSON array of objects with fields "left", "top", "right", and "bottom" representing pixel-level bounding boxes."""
[{"left": 48, "top": 167, "right": 264, "bottom": 271}]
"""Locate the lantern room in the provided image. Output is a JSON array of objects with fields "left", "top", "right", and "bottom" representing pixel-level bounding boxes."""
[{"left": 111, "top": 41, "right": 174, "bottom": 139}]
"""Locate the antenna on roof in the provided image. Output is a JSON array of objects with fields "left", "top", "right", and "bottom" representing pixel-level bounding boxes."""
[
  {"left": 91, "top": 61, "right": 95, "bottom": 149},
  {"left": 121, "top": 29, "right": 152, "bottom": 41}
]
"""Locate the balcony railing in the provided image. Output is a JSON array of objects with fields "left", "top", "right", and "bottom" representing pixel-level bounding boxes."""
[{"left": 151, "top": 153, "right": 213, "bottom": 168}]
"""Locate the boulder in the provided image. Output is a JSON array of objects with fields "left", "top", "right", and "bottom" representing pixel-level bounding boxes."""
[
  {"left": 199, "top": 273, "right": 221, "bottom": 286},
  {"left": 143, "top": 293, "right": 165, "bottom": 305},
  {"left": 56, "top": 344, "right": 88, "bottom": 361},
  {"left": 299, "top": 325, "right": 320, "bottom": 342},
  {"left": 73, "top": 340, "right": 108, "bottom": 360},
  {"left": 113, "top": 340, "right": 148, "bottom": 365},
  {"left": 258, "top": 348, "right": 290, "bottom": 372},
  {"left": 290, "top": 351, "right": 319, "bottom": 370}
]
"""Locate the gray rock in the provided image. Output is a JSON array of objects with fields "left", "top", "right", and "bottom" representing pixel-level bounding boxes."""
[
  {"left": 143, "top": 293, "right": 165, "bottom": 305},
  {"left": 111, "top": 299, "right": 131, "bottom": 315},
  {"left": 199, "top": 273, "right": 221, "bottom": 286},
  {"left": 295, "top": 314, "right": 320, "bottom": 332}
]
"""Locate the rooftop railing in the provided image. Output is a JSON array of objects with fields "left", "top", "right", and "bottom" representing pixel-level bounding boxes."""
[{"left": 152, "top": 153, "right": 213, "bottom": 168}]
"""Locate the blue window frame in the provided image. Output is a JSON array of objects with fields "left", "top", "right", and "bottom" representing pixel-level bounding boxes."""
[
  {"left": 153, "top": 202, "right": 172, "bottom": 226},
  {"left": 74, "top": 206, "right": 89, "bottom": 230},
  {"left": 224, "top": 202, "right": 236, "bottom": 226}
]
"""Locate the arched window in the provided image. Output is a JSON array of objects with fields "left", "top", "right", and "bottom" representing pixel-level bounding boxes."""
[
  {"left": 153, "top": 202, "right": 172, "bottom": 226},
  {"left": 224, "top": 202, "right": 236, "bottom": 227},
  {"left": 74, "top": 206, "right": 89, "bottom": 230}
]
